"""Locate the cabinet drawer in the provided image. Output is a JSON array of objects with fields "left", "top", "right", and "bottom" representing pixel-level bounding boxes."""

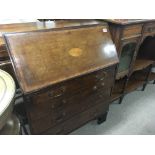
[
  {"left": 28, "top": 86, "right": 111, "bottom": 120},
  {"left": 122, "top": 25, "right": 142, "bottom": 39},
  {"left": 28, "top": 66, "right": 115, "bottom": 121},
  {"left": 33, "top": 101, "right": 109, "bottom": 135},
  {"left": 27, "top": 66, "right": 115, "bottom": 134},
  {"left": 29, "top": 88, "right": 111, "bottom": 134},
  {"left": 143, "top": 23, "right": 155, "bottom": 34},
  {"left": 31, "top": 66, "right": 115, "bottom": 103}
]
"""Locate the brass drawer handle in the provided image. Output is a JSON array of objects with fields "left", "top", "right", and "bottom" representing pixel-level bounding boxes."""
[
  {"left": 48, "top": 86, "right": 66, "bottom": 98},
  {"left": 54, "top": 93, "right": 63, "bottom": 97},
  {"left": 100, "top": 78, "right": 104, "bottom": 81},
  {"left": 93, "top": 86, "right": 98, "bottom": 91}
]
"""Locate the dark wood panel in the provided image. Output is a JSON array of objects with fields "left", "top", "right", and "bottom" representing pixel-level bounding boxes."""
[
  {"left": 104, "top": 19, "right": 155, "bottom": 25},
  {"left": 143, "top": 23, "right": 155, "bottom": 34},
  {"left": 37, "top": 102, "right": 109, "bottom": 135},
  {"left": 26, "top": 66, "right": 115, "bottom": 134},
  {"left": 122, "top": 25, "right": 142, "bottom": 39}
]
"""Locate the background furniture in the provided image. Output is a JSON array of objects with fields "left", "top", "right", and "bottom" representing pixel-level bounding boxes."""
[
  {"left": 0, "top": 69, "right": 20, "bottom": 135},
  {"left": 104, "top": 19, "right": 155, "bottom": 104}
]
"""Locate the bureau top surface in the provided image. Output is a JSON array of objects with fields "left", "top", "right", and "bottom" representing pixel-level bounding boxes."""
[
  {"left": 4, "top": 24, "right": 118, "bottom": 94},
  {"left": 104, "top": 19, "right": 155, "bottom": 25},
  {"left": 0, "top": 20, "right": 102, "bottom": 45}
]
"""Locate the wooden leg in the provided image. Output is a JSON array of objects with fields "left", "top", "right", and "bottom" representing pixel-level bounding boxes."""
[
  {"left": 97, "top": 112, "right": 108, "bottom": 124},
  {"left": 142, "top": 84, "right": 147, "bottom": 91},
  {"left": 142, "top": 64, "right": 152, "bottom": 90},
  {"left": 21, "top": 124, "right": 29, "bottom": 135},
  {"left": 118, "top": 96, "right": 124, "bottom": 104}
]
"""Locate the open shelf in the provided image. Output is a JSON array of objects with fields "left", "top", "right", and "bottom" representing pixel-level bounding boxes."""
[
  {"left": 111, "top": 93, "right": 122, "bottom": 102},
  {"left": 126, "top": 69, "right": 147, "bottom": 93},
  {"left": 149, "top": 72, "right": 155, "bottom": 81},
  {"left": 133, "top": 59, "right": 154, "bottom": 72},
  {"left": 126, "top": 80, "right": 144, "bottom": 93}
]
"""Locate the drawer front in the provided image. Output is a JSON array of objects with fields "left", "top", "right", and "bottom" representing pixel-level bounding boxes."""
[
  {"left": 29, "top": 88, "right": 111, "bottom": 134},
  {"left": 28, "top": 66, "right": 115, "bottom": 119},
  {"left": 29, "top": 88, "right": 111, "bottom": 121},
  {"left": 0, "top": 44, "right": 9, "bottom": 60},
  {"left": 122, "top": 25, "right": 142, "bottom": 39},
  {"left": 31, "top": 66, "right": 115, "bottom": 101},
  {"left": 34, "top": 102, "right": 109, "bottom": 135},
  {"left": 143, "top": 23, "right": 155, "bottom": 34}
]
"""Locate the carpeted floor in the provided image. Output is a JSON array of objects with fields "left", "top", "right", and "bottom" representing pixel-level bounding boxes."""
[{"left": 70, "top": 84, "right": 155, "bottom": 135}]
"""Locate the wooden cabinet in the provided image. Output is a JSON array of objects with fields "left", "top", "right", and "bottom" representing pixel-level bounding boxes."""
[
  {"left": 104, "top": 19, "right": 155, "bottom": 104},
  {"left": 4, "top": 23, "right": 118, "bottom": 134}
]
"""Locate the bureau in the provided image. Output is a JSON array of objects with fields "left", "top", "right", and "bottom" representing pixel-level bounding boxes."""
[
  {"left": 103, "top": 19, "right": 155, "bottom": 104},
  {"left": 3, "top": 24, "right": 118, "bottom": 134}
]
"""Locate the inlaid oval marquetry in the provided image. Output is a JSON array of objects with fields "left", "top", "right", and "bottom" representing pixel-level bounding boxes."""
[{"left": 68, "top": 48, "right": 82, "bottom": 57}]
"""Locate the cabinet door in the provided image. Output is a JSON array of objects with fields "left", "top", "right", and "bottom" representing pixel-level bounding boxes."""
[{"left": 117, "top": 39, "right": 139, "bottom": 74}]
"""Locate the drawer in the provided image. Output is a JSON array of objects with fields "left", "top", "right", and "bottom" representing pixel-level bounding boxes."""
[
  {"left": 122, "top": 24, "right": 142, "bottom": 39},
  {"left": 0, "top": 44, "right": 9, "bottom": 60},
  {"left": 32, "top": 101, "right": 109, "bottom": 135},
  {"left": 28, "top": 86, "right": 111, "bottom": 121},
  {"left": 143, "top": 23, "right": 155, "bottom": 34},
  {"left": 29, "top": 88, "right": 111, "bottom": 134},
  {"left": 31, "top": 66, "right": 115, "bottom": 104},
  {"left": 27, "top": 66, "right": 115, "bottom": 133}
]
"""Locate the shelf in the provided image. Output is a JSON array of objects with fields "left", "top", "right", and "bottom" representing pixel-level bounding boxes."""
[
  {"left": 133, "top": 59, "right": 154, "bottom": 72},
  {"left": 111, "top": 93, "right": 122, "bottom": 102},
  {"left": 126, "top": 79, "right": 144, "bottom": 93},
  {"left": 0, "top": 60, "right": 11, "bottom": 66},
  {"left": 126, "top": 68, "right": 148, "bottom": 93},
  {"left": 149, "top": 72, "right": 155, "bottom": 81}
]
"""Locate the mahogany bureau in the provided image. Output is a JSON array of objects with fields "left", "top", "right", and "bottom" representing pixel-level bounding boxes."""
[
  {"left": 3, "top": 23, "right": 118, "bottom": 134},
  {"left": 103, "top": 19, "right": 155, "bottom": 104}
]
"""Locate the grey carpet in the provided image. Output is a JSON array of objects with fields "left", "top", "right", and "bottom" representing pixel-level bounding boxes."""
[{"left": 70, "top": 84, "right": 155, "bottom": 135}]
